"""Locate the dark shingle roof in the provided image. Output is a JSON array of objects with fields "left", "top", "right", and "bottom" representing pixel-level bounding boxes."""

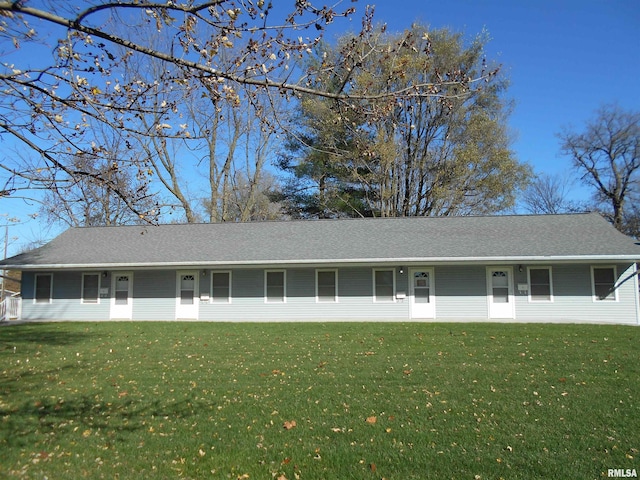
[{"left": 3, "top": 213, "right": 639, "bottom": 269}]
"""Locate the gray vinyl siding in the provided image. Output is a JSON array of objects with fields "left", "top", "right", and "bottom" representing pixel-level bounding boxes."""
[
  {"left": 513, "top": 263, "right": 639, "bottom": 324},
  {"left": 21, "top": 271, "right": 110, "bottom": 321},
  {"left": 131, "top": 270, "right": 176, "bottom": 320},
  {"left": 434, "top": 266, "right": 489, "bottom": 319},
  {"left": 17, "top": 263, "right": 639, "bottom": 324},
  {"left": 199, "top": 267, "right": 409, "bottom": 321}
]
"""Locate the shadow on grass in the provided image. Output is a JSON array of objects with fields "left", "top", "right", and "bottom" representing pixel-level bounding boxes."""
[
  {"left": 0, "top": 323, "right": 90, "bottom": 349},
  {"left": 0, "top": 391, "right": 211, "bottom": 448}
]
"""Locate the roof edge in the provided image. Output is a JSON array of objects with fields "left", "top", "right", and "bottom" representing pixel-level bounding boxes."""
[{"left": 6, "top": 254, "right": 639, "bottom": 270}]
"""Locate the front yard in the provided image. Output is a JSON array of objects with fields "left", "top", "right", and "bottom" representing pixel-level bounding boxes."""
[{"left": 1, "top": 322, "right": 638, "bottom": 479}]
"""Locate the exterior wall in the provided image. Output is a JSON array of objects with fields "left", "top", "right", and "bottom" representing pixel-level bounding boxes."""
[
  {"left": 434, "top": 266, "right": 489, "bottom": 318},
  {"left": 18, "top": 263, "right": 640, "bottom": 324},
  {"left": 21, "top": 270, "right": 110, "bottom": 321},
  {"left": 132, "top": 270, "right": 176, "bottom": 320},
  {"left": 199, "top": 267, "right": 409, "bottom": 321},
  {"left": 511, "top": 263, "right": 639, "bottom": 324}
]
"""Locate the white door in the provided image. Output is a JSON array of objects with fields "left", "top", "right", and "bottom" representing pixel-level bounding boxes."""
[
  {"left": 487, "top": 267, "right": 515, "bottom": 319},
  {"left": 410, "top": 268, "right": 435, "bottom": 318},
  {"left": 176, "top": 271, "right": 199, "bottom": 319},
  {"left": 110, "top": 272, "right": 133, "bottom": 319}
]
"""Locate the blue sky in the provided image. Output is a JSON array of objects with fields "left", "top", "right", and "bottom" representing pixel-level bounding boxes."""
[
  {"left": 1, "top": 0, "right": 639, "bottom": 256},
  {"left": 363, "top": 0, "right": 640, "bottom": 175}
]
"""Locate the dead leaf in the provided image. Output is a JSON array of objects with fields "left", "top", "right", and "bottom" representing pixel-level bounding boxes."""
[
  {"left": 283, "top": 420, "right": 297, "bottom": 430},
  {"left": 365, "top": 416, "right": 377, "bottom": 424},
  {"left": 277, "top": 475, "right": 287, "bottom": 480},
  {"left": 370, "top": 463, "right": 377, "bottom": 472}
]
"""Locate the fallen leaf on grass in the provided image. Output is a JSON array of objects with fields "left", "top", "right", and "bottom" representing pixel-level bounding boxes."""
[
  {"left": 283, "top": 420, "right": 297, "bottom": 430},
  {"left": 370, "top": 463, "right": 377, "bottom": 472},
  {"left": 365, "top": 416, "right": 377, "bottom": 424}
]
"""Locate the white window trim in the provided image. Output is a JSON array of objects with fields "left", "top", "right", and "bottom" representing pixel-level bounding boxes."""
[
  {"left": 316, "top": 269, "right": 338, "bottom": 303},
  {"left": 81, "top": 272, "right": 101, "bottom": 304},
  {"left": 264, "top": 269, "right": 286, "bottom": 303},
  {"left": 591, "top": 265, "right": 618, "bottom": 302},
  {"left": 527, "top": 266, "right": 554, "bottom": 303},
  {"left": 373, "top": 268, "right": 396, "bottom": 303},
  {"left": 34, "top": 273, "right": 53, "bottom": 305},
  {"left": 210, "top": 270, "right": 232, "bottom": 304}
]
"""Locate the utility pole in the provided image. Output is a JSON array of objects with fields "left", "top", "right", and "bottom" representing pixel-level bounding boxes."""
[{"left": 1, "top": 223, "right": 7, "bottom": 300}]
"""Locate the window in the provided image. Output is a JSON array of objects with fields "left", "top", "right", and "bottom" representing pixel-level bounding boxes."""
[
  {"left": 491, "top": 271, "right": 509, "bottom": 303},
  {"left": 413, "top": 271, "right": 431, "bottom": 303},
  {"left": 528, "top": 267, "right": 553, "bottom": 302},
  {"left": 592, "top": 266, "right": 617, "bottom": 301},
  {"left": 34, "top": 274, "right": 53, "bottom": 304},
  {"left": 265, "top": 270, "right": 286, "bottom": 303},
  {"left": 114, "top": 274, "right": 131, "bottom": 305},
  {"left": 373, "top": 269, "right": 395, "bottom": 302},
  {"left": 211, "top": 271, "right": 231, "bottom": 303},
  {"left": 180, "top": 274, "right": 196, "bottom": 305},
  {"left": 82, "top": 273, "right": 100, "bottom": 304},
  {"left": 316, "top": 270, "right": 337, "bottom": 302}
]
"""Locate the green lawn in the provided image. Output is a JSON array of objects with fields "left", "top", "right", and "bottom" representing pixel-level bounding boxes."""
[{"left": 0, "top": 322, "right": 638, "bottom": 479}]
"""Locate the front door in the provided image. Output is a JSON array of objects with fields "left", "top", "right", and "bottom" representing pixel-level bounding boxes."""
[
  {"left": 176, "top": 271, "right": 199, "bottom": 319},
  {"left": 410, "top": 268, "right": 435, "bottom": 318},
  {"left": 110, "top": 272, "right": 133, "bottom": 319},
  {"left": 487, "top": 267, "right": 515, "bottom": 319}
]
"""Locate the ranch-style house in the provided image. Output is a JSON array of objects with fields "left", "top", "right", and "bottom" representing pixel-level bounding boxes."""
[{"left": 1, "top": 212, "right": 639, "bottom": 324}]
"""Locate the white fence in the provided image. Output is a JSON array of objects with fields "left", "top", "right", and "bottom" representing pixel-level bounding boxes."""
[{"left": 0, "top": 295, "right": 21, "bottom": 322}]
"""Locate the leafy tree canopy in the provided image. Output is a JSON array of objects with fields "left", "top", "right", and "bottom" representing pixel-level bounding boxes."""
[{"left": 275, "top": 24, "right": 530, "bottom": 218}]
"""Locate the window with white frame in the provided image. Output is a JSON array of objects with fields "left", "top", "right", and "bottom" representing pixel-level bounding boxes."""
[
  {"left": 211, "top": 271, "right": 231, "bottom": 303},
  {"left": 591, "top": 266, "right": 617, "bottom": 301},
  {"left": 528, "top": 267, "right": 553, "bottom": 302},
  {"left": 373, "top": 269, "right": 395, "bottom": 302},
  {"left": 82, "top": 273, "right": 100, "bottom": 304},
  {"left": 265, "top": 270, "right": 286, "bottom": 303},
  {"left": 34, "top": 273, "right": 53, "bottom": 304},
  {"left": 316, "top": 269, "right": 337, "bottom": 302}
]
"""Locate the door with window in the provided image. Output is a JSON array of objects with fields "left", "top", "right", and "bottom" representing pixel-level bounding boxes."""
[
  {"left": 110, "top": 272, "right": 133, "bottom": 319},
  {"left": 176, "top": 271, "right": 199, "bottom": 319},
  {"left": 487, "top": 267, "right": 515, "bottom": 318},
  {"left": 410, "top": 268, "right": 435, "bottom": 318}
]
